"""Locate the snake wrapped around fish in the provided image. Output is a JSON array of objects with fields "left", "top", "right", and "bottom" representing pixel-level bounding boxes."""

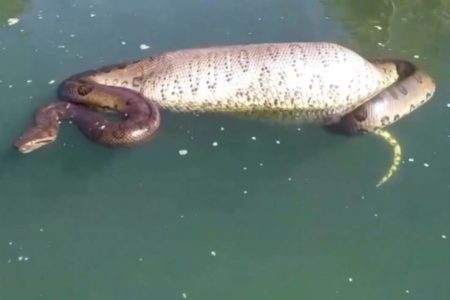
[{"left": 14, "top": 42, "right": 436, "bottom": 187}]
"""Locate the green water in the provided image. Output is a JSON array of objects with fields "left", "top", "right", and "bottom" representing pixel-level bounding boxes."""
[{"left": 1, "top": 0, "right": 450, "bottom": 299}]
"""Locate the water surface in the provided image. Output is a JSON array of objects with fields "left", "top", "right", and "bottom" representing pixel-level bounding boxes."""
[{"left": 1, "top": 0, "right": 450, "bottom": 299}]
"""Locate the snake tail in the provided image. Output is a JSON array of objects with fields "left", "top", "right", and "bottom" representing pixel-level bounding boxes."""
[
  {"left": 373, "top": 128, "right": 402, "bottom": 187},
  {"left": 322, "top": 59, "right": 434, "bottom": 187}
]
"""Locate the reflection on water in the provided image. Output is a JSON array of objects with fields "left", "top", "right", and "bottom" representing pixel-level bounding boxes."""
[
  {"left": 0, "top": 0, "right": 30, "bottom": 24},
  {"left": 322, "top": 0, "right": 450, "bottom": 66}
]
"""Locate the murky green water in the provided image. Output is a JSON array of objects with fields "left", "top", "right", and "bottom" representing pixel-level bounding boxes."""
[{"left": 1, "top": 0, "right": 450, "bottom": 299}]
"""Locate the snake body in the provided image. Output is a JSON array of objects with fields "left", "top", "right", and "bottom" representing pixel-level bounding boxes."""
[
  {"left": 325, "top": 59, "right": 435, "bottom": 133},
  {"left": 15, "top": 42, "right": 436, "bottom": 186}
]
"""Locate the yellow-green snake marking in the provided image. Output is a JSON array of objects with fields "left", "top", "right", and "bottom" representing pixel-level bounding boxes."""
[
  {"left": 373, "top": 129, "right": 402, "bottom": 187},
  {"left": 15, "top": 42, "right": 436, "bottom": 186}
]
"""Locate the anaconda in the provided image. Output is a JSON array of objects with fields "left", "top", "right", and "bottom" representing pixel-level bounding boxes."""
[{"left": 14, "top": 42, "right": 436, "bottom": 186}]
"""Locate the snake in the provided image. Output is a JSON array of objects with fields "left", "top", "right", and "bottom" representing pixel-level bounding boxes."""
[{"left": 14, "top": 42, "right": 436, "bottom": 186}]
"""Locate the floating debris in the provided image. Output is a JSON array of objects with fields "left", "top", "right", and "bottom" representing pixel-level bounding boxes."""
[
  {"left": 140, "top": 44, "right": 151, "bottom": 50},
  {"left": 7, "top": 18, "right": 19, "bottom": 26},
  {"left": 178, "top": 149, "right": 188, "bottom": 156}
]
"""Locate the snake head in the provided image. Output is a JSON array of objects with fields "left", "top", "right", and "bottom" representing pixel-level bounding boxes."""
[{"left": 14, "top": 127, "right": 57, "bottom": 153}]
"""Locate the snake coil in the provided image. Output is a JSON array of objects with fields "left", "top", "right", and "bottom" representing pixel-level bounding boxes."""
[{"left": 14, "top": 42, "right": 436, "bottom": 186}]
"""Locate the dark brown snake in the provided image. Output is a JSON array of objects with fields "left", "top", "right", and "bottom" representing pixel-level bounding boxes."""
[{"left": 14, "top": 42, "right": 436, "bottom": 186}]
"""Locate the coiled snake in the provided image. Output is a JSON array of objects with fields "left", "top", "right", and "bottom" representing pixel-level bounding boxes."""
[{"left": 15, "top": 42, "right": 436, "bottom": 186}]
